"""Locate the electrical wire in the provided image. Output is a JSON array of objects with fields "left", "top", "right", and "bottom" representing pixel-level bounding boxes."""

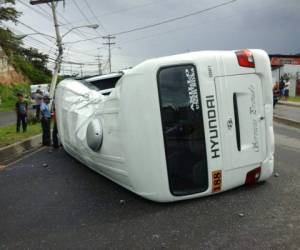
[
  {"left": 71, "top": 0, "right": 104, "bottom": 37},
  {"left": 66, "top": 0, "right": 237, "bottom": 44},
  {"left": 16, "top": 0, "right": 60, "bottom": 24},
  {"left": 83, "top": 0, "right": 107, "bottom": 33},
  {"left": 70, "top": 0, "right": 162, "bottom": 26},
  {"left": 16, "top": 0, "right": 100, "bottom": 43},
  {"left": 16, "top": 20, "right": 54, "bottom": 43},
  {"left": 113, "top": 0, "right": 237, "bottom": 36}
]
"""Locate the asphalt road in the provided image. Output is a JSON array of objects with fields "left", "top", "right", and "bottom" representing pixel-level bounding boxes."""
[
  {"left": 0, "top": 122, "right": 299, "bottom": 250},
  {"left": 0, "top": 111, "right": 16, "bottom": 127}
]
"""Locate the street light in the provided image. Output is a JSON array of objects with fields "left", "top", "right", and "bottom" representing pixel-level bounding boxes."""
[
  {"left": 16, "top": 24, "right": 99, "bottom": 41},
  {"left": 62, "top": 24, "right": 99, "bottom": 38},
  {"left": 15, "top": 32, "right": 55, "bottom": 40}
]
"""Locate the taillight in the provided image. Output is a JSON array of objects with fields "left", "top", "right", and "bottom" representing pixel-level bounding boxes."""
[
  {"left": 245, "top": 167, "right": 261, "bottom": 185},
  {"left": 235, "top": 49, "right": 255, "bottom": 68}
]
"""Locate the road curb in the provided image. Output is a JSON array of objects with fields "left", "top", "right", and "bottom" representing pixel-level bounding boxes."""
[
  {"left": 0, "top": 134, "right": 42, "bottom": 165},
  {"left": 273, "top": 116, "right": 300, "bottom": 129},
  {"left": 278, "top": 101, "right": 300, "bottom": 108}
]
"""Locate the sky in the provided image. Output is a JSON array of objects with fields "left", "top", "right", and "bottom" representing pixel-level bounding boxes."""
[{"left": 3, "top": 0, "right": 300, "bottom": 76}]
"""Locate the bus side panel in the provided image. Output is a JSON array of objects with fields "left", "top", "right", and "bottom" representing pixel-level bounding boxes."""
[{"left": 252, "top": 49, "right": 274, "bottom": 180}]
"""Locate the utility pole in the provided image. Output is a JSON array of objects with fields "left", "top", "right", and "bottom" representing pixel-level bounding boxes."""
[
  {"left": 48, "top": 1, "right": 63, "bottom": 110},
  {"left": 30, "top": 0, "right": 98, "bottom": 108},
  {"left": 95, "top": 55, "right": 102, "bottom": 75},
  {"left": 30, "top": 0, "right": 63, "bottom": 110},
  {"left": 102, "top": 35, "right": 116, "bottom": 73},
  {"left": 80, "top": 64, "right": 83, "bottom": 77}
]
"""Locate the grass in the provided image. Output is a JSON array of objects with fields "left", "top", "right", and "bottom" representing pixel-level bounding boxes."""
[
  {"left": 0, "top": 122, "right": 42, "bottom": 148},
  {"left": 0, "top": 83, "right": 31, "bottom": 112},
  {"left": 287, "top": 96, "right": 300, "bottom": 103}
]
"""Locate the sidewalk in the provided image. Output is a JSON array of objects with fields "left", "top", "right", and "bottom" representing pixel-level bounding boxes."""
[
  {"left": 274, "top": 104, "right": 300, "bottom": 122},
  {"left": 278, "top": 100, "right": 300, "bottom": 108},
  {"left": 273, "top": 103, "right": 300, "bottom": 128}
]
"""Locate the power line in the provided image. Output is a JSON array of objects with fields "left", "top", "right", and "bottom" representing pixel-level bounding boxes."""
[
  {"left": 65, "top": 0, "right": 237, "bottom": 44},
  {"left": 83, "top": 0, "right": 107, "bottom": 33},
  {"left": 13, "top": 2, "right": 101, "bottom": 56},
  {"left": 18, "top": 0, "right": 94, "bottom": 43},
  {"left": 113, "top": 0, "right": 237, "bottom": 36},
  {"left": 16, "top": 0, "right": 59, "bottom": 23},
  {"left": 70, "top": 0, "right": 162, "bottom": 26},
  {"left": 2, "top": 23, "right": 57, "bottom": 56},
  {"left": 71, "top": 0, "right": 104, "bottom": 38},
  {"left": 16, "top": 20, "right": 55, "bottom": 43},
  {"left": 19, "top": 0, "right": 101, "bottom": 43},
  {"left": 71, "top": 0, "right": 90, "bottom": 24},
  {"left": 53, "top": 7, "right": 101, "bottom": 44}
]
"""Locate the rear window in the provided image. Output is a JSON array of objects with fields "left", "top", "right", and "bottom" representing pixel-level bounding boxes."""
[
  {"left": 157, "top": 64, "right": 208, "bottom": 196},
  {"left": 89, "top": 77, "right": 121, "bottom": 91}
]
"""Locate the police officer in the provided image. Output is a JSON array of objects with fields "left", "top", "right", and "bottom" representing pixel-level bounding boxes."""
[{"left": 40, "top": 95, "right": 51, "bottom": 146}]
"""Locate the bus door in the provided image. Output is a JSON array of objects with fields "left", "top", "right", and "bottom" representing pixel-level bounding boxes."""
[{"left": 215, "top": 74, "right": 267, "bottom": 170}]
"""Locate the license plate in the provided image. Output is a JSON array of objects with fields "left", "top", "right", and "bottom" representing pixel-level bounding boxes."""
[{"left": 212, "top": 170, "right": 222, "bottom": 193}]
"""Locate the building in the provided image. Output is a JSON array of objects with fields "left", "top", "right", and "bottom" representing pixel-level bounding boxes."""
[{"left": 270, "top": 54, "right": 300, "bottom": 97}]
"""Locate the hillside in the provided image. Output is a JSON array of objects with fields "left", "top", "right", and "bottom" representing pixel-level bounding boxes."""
[{"left": 0, "top": 46, "right": 26, "bottom": 85}]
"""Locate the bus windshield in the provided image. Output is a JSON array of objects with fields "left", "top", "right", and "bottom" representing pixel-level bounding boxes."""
[{"left": 157, "top": 65, "right": 208, "bottom": 195}]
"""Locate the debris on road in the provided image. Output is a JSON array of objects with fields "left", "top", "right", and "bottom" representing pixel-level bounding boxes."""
[
  {"left": 161, "top": 242, "right": 167, "bottom": 248},
  {"left": 119, "top": 199, "right": 126, "bottom": 205},
  {"left": 42, "top": 163, "right": 48, "bottom": 168},
  {"left": 238, "top": 213, "right": 245, "bottom": 217},
  {"left": 152, "top": 234, "right": 160, "bottom": 240},
  {"left": 274, "top": 172, "right": 280, "bottom": 177}
]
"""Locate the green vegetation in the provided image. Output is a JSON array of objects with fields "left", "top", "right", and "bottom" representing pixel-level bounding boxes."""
[
  {"left": 0, "top": 0, "right": 20, "bottom": 24},
  {"left": 287, "top": 96, "right": 300, "bottom": 103},
  {"left": 0, "top": 122, "right": 41, "bottom": 148},
  {"left": 0, "top": 2, "right": 48, "bottom": 146},
  {"left": 13, "top": 54, "right": 51, "bottom": 83},
  {"left": 0, "top": 83, "right": 31, "bottom": 112},
  {"left": 0, "top": 0, "right": 52, "bottom": 84}
]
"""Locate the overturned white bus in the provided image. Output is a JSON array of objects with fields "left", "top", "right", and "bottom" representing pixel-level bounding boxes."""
[{"left": 55, "top": 49, "right": 274, "bottom": 202}]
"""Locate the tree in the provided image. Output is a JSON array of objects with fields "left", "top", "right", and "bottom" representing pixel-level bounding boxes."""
[
  {"left": 0, "top": 0, "right": 22, "bottom": 55},
  {"left": 0, "top": 0, "right": 21, "bottom": 24},
  {"left": 0, "top": 27, "right": 22, "bottom": 56},
  {"left": 0, "top": 0, "right": 52, "bottom": 83}
]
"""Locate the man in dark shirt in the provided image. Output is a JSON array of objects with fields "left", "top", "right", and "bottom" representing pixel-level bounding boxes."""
[{"left": 15, "top": 93, "right": 28, "bottom": 133}]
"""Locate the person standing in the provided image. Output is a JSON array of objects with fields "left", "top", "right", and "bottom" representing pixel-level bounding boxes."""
[
  {"left": 284, "top": 79, "right": 290, "bottom": 101},
  {"left": 52, "top": 104, "right": 59, "bottom": 149},
  {"left": 34, "top": 89, "right": 43, "bottom": 121},
  {"left": 15, "top": 93, "right": 28, "bottom": 133},
  {"left": 279, "top": 77, "right": 285, "bottom": 98},
  {"left": 273, "top": 82, "right": 280, "bottom": 107},
  {"left": 40, "top": 95, "right": 51, "bottom": 146}
]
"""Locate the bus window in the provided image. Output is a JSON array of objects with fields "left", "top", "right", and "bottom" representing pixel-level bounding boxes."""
[
  {"left": 157, "top": 65, "right": 208, "bottom": 196},
  {"left": 89, "top": 77, "right": 121, "bottom": 91}
]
